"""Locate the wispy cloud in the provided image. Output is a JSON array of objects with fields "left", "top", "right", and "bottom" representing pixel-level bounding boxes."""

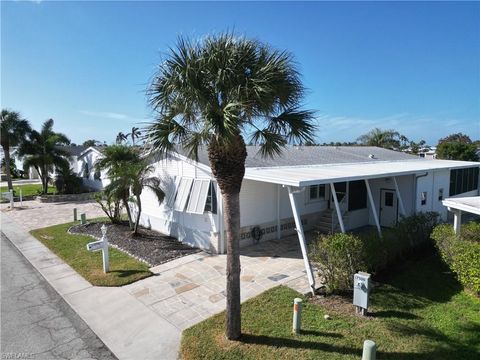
[
  {"left": 314, "top": 112, "right": 476, "bottom": 144},
  {"left": 79, "top": 110, "right": 150, "bottom": 123}
]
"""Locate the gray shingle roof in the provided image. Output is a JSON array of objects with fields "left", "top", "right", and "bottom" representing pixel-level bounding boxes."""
[
  {"left": 176, "top": 145, "right": 420, "bottom": 168},
  {"left": 56, "top": 145, "right": 87, "bottom": 157}
]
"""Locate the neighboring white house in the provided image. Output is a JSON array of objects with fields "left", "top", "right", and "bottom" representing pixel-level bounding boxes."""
[
  {"left": 127, "top": 146, "right": 479, "bottom": 258},
  {"left": 76, "top": 146, "right": 110, "bottom": 190}
]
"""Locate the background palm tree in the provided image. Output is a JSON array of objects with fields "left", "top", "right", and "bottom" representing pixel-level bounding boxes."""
[
  {"left": 116, "top": 132, "right": 128, "bottom": 144},
  {"left": 146, "top": 33, "right": 315, "bottom": 340},
  {"left": 130, "top": 127, "right": 142, "bottom": 146},
  {"left": 18, "top": 119, "right": 70, "bottom": 194},
  {"left": 357, "top": 128, "right": 401, "bottom": 149},
  {"left": 1, "top": 109, "right": 32, "bottom": 190}
]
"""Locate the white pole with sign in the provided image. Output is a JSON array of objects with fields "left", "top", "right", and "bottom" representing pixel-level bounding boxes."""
[{"left": 86, "top": 224, "right": 109, "bottom": 273}]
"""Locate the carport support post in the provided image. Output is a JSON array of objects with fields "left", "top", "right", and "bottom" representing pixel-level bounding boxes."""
[
  {"left": 330, "top": 183, "right": 345, "bottom": 233},
  {"left": 365, "top": 179, "right": 382, "bottom": 237},
  {"left": 392, "top": 177, "right": 406, "bottom": 217},
  {"left": 453, "top": 209, "right": 462, "bottom": 234},
  {"left": 276, "top": 184, "right": 281, "bottom": 239},
  {"left": 287, "top": 186, "right": 316, "bottom": 295}
]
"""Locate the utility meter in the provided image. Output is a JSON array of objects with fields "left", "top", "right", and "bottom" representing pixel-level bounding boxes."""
[{"left": 353, "top": 272, "right": 371, "bottom": 316}]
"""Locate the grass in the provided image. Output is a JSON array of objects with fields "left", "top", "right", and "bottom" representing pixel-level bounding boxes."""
[
  {"left": 0, "top": 183, "right": 55, "bottom": 198},
  {"left": 30, "top": 222, "right": 152, "bottom": 286},
  {"left": 181, "top": 255, "right": 480, "bottom": 360}
]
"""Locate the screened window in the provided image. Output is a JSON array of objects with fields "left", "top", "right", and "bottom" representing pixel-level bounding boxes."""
[
  {"left": 333, "top": 182, "right": 347, "bottom": 202},
  {"left": 204, "top": 182, "right": 217, "bottom": 214},
  {"left": 348, "top": 180, "right": 367, "bottom": 211},
  {"left": 449, "top": 167, "right": 479, "bottom": 196},
  {"left": 309, "top": 184, "right": 325, "bottom": 201}
]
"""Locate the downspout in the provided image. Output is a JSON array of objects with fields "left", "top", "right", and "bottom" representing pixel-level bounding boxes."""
[{"left": 414, "top": 172, "right": 429, "bottom": 214}]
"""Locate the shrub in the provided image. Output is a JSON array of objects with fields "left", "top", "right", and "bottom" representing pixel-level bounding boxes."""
[
  {"left": 310, "top": 232, "right": 365, "bottom": 293},
  {"left": 432, "top": 221, "right": 480, "bottom": 294},
  {"left": 93, "top": 190, "right": 123, "bottom": 224},
  {"left": 54, "top": 165, "right": 85, "bottom": 194}
]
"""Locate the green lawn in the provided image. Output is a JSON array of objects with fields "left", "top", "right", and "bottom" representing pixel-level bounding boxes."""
[
  {"left": 31, "top": 222, "right": 152, "bottom": 286},
  {"left": 181, "top": 255, "right": 480, "bottom": 360},
  {"left": 0, "top": 183, "right": 55, "bottom": 198}
]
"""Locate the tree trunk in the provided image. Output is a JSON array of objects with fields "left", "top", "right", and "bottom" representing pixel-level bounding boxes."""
[
  {"left": 208, "top": 134, "right": 247, "bottom": 341},
  {"left": 40, "top": 166, "right": 48, "bottom": 194},
  {"left": 134, "top": 195, "right": 142, "bottom": 234},
  {"left": 123, "top": 197, "right": 134, "bottom": 230},
  {"left": 2, "top": 145, "right": 13, "bottom": 191}
]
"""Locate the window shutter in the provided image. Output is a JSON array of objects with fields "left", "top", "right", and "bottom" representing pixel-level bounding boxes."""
[
  {"left": 186, "top": 179, "right": 211, "bottom": 214},
  {"left": 166, "top": 177, "right": 181, "bottom": 208},
  {"left": 174, "top": 178, "right": 194, "bottom": 211}
]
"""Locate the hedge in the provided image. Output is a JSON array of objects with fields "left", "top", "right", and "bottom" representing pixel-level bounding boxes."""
[{"left": 431, "top": 222, "right": 480, "bottom": 294}]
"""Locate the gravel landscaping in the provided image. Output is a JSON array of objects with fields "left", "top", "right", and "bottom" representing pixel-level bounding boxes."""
[{"left": 70, "top": 221, "right": 201, "bottom": 267}]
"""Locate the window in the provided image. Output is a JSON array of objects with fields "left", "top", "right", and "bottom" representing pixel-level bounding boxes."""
[
  {"left": 309, "top": 184, "right": 325, "bottom": 201},
  {"left": 83, "top": 163, "right": 89, "bottom": 178},
  {"left": 438, "top": 188, "right": 444, "bottom": 201},
  {"left": 385, "top": 192, "right": 394, "bottom": 207},
  {"left": 348, "top": 180, "right": 367, "bottom": 211},
  {"left": 204, "top": 182, "right": 217, "bottom": 214},
  {"left": 94, "top": 170, "right": 101, "bottom": 180},
  {"left": 421, "top": 192, "right": 427, "bottom": 206},
  {"left": 449, "top": 167, "right": 479, "bottom": 196}
]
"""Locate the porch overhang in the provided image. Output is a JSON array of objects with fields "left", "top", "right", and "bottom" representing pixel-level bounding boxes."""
[
  {"left": 244, "top": 159, "right": 479, "bottom": 187},
  {"left": 442, "top": 196, "right": 480, "bottom": 234}
]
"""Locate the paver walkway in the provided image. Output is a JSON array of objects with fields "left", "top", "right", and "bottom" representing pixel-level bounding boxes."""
[{"left": 125, "top": 236, "right": 320, "bottom": 330}]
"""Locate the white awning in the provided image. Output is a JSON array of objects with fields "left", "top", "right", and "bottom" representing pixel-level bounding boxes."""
[
  {"left": 243, "top": 159, "right": 480, "bottom": 187},
  {"left": 442, "top": 196, "right": 480, "bottom": 216},
  {"left": 186, "top": 179, "right": 211, "bottom": 214}
]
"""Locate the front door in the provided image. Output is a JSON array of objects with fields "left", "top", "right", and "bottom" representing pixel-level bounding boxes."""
[{"left": 380, "top": 189, "right": 398, "bottom": 227}]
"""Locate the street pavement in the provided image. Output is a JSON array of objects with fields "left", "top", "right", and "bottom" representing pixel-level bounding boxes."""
[{"left": 1, "top": 233, "right": 116, "bottom": 360}]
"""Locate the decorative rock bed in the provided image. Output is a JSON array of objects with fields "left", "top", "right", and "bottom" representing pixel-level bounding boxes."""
[
  {"left": 69, "top": 221, "right": 201, "bottom": 267},
  {"left": 36, "top": 192, "right": 96, "bottom": 203}
]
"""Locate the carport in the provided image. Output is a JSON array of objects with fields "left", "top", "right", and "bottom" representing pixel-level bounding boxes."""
[
  {"left": 442, "top": 196, "right": 480, "bottom": 234},
  {"left": 244, "top": 159, "right": 480, "bottom": 295}
]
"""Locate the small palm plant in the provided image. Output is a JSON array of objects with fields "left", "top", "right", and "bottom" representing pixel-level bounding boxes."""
[{"left": 146, "top": 33, "right": 315, "bottom": 340}]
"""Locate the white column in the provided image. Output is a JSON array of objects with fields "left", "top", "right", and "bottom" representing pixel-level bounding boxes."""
[
  {"left": 287, "top": 186, "right": 316, "bottom": 295},
  {"left": 330, "top": 183, "right": 346, "bottom": 233},
  {"left": 365, "top": 179, "right": 382, "bottom": 237},
  {"left": 453, "top": 209, "right": 462, "bottom": 234},
  {"left": 393, "top": 177, "right": 406, "bottom": 217},
  {"left": 276, "top": 184, "right": 281, "bottom": 239}
]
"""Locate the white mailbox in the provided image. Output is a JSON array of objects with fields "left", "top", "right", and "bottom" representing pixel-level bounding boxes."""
[{"left": 353, "top": 272, "right": 371, "bottom": 316}]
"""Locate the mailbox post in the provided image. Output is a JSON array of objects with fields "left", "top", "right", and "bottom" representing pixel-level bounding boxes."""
[
  {"left": 86, "top": 224, "right": 109, "bottom": 273},
  {"left": 353, "top": 272, "right": 371, "bottom": 316}
]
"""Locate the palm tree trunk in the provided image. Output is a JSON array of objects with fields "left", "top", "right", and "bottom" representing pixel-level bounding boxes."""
[
  {"left": 2, "top": 145, "right": 13, "bottom": 190},
  {"left": 223, "top": 191, "right": 241, "bottom": 339},
  {"left": 123, "top": 197, "right": 134, "bottom": 230},
  {"left": 208, "top": 134, "right": 247, "bottom": 341},
  {"left": 134, "top": 195, "right": 142, "bottom": 234}
]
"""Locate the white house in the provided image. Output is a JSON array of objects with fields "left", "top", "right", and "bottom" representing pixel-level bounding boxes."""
[
  {"left": 135, "top": 146, "right": 479, "bottom": 254},
  {"left": 76, "top": 146, "right": 110, "bottom": 190}
]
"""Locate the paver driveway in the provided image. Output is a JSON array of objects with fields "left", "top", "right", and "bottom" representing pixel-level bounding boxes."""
[{"left": 1, "top": 200, "right": 104, "bottom": 230}]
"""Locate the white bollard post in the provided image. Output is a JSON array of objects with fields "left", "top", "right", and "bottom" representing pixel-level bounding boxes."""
[
  {"left": 362, "top": 340, "right": 376, "bottom": 360},
  {"left": 9, "top": 189, "right": 14, "bottom": 208},
  {"left": 292, "top": 298, "right": 303, "bottom": 334},
  {"left": 101, "top": 224, "right": 109, "bottom": 273}
]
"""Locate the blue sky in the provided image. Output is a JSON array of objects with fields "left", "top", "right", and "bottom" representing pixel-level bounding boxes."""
[{"left": 2, "top": 1, "right": 479, "bottom": 145}]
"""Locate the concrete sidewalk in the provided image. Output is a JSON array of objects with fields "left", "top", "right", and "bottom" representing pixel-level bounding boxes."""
[{"left": 1, "top": 214, "right": 181, "bottom": 360}]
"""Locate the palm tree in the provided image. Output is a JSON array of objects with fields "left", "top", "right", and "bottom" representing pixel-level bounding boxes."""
[
  {"left": 0, "top": 110, "right": 32, "bottom": 190},
  {"left": 357, "top": 128, "right": 401, "bottom": 149},
  {"left": 146, "top": 34, "right": 315, "bottom": 340},
  {"left": 18, "top": 119, "right": 70, "bottom": 194},
  {"left": 116, "top": 132, "right": 128, "bottom": 144},
  {"left": 129, "top": 160, "right": 165, "bottom": 234},
  {"left": 95, "top": 145, "right": 139, "bottom": 229},
  {"left": 130, "top": 127, "right": 142, "bottom": 146}
]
